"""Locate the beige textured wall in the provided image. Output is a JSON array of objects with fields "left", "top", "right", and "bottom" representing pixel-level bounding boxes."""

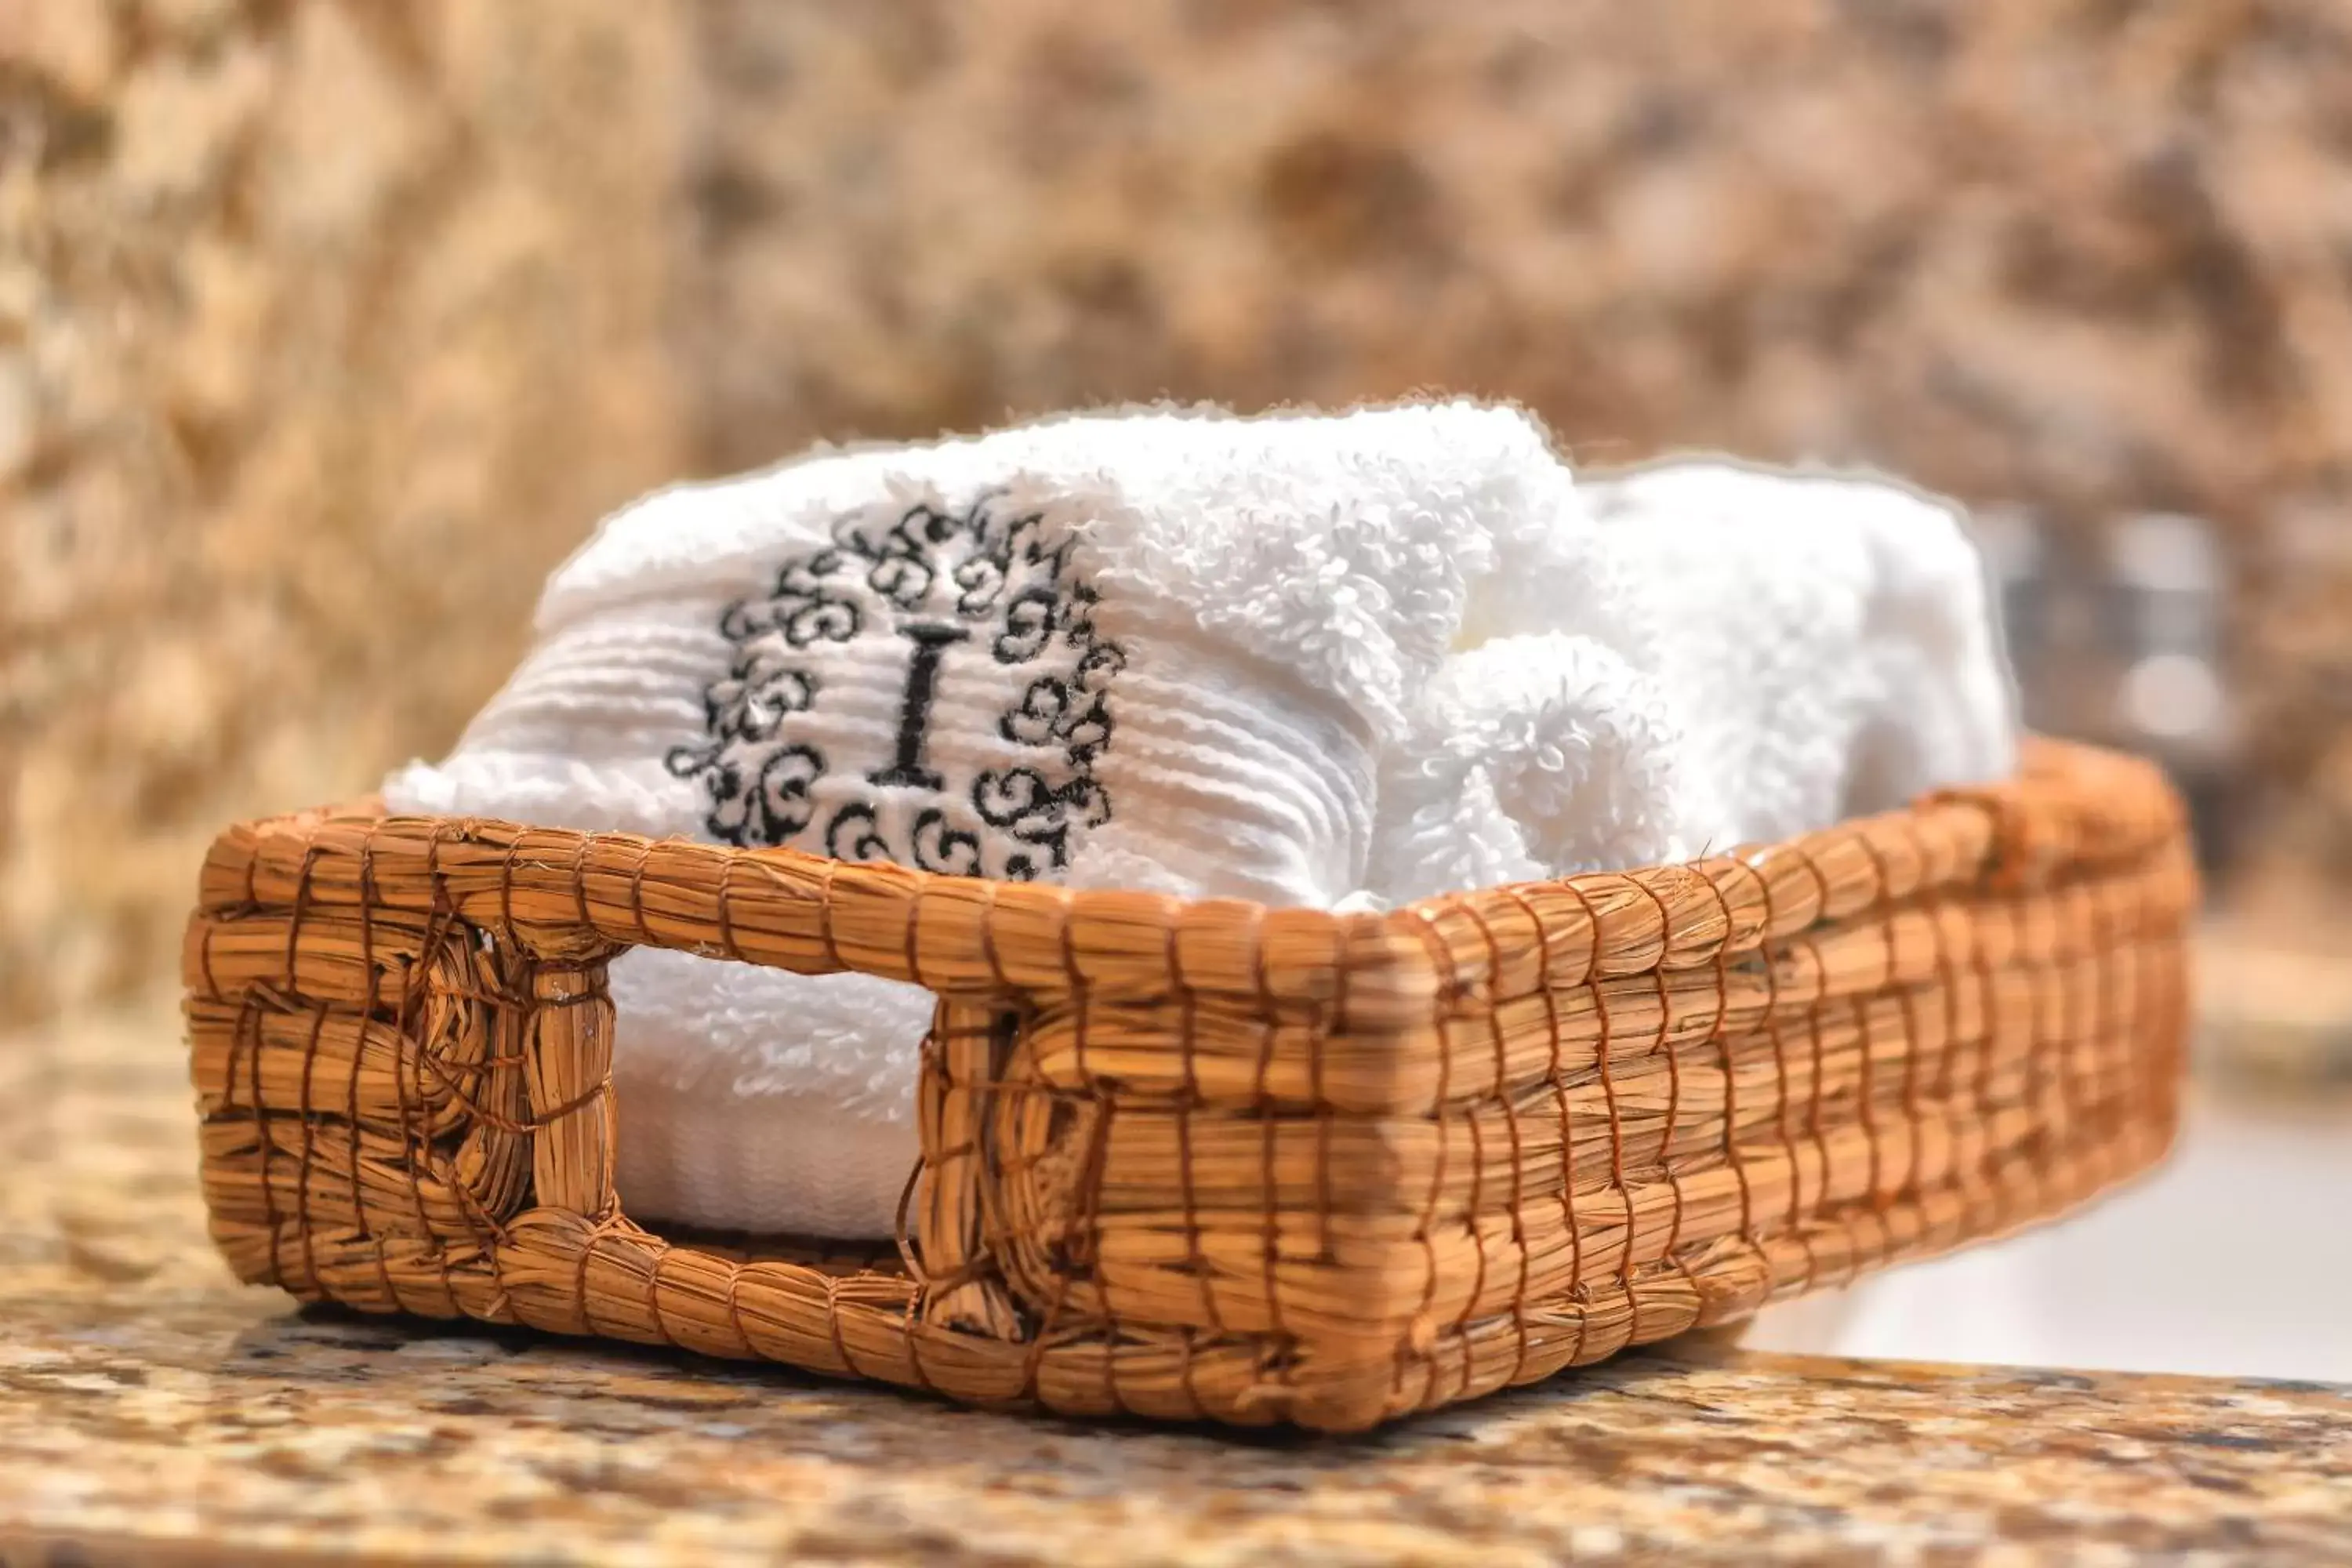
[
  {"left": 2, "top": 1, "right": 692, "bottom": 1023},
  {"left": 695, "top": 0, "right": 2352, "bottom": 522},
  {"left": 6, "top": 0, "right": 2350, "bottom": 1026}
]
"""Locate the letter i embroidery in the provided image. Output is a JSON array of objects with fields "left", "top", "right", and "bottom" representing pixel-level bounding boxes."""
[{"left": 869, "top": 622, "right": 971, "bottom": 791}]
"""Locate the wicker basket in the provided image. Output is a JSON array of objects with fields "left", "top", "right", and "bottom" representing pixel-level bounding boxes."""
[{"left": 183, "top": 738, "right": 2193, "bottom": 1432}]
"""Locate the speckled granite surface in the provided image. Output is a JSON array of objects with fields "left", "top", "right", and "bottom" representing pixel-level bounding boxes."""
[{"left": 4, "top": 1011, "right": 2348, "bottom": 1565}]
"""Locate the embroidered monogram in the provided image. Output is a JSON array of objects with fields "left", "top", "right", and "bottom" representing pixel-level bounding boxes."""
[{"left": 667, "top": 495, "right": 1123, "bottom": 879}]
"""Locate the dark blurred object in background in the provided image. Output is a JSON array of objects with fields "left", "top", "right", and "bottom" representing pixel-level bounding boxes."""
[
  {"left": 4, "top": 0, "right": 2350, "bottom": 1032},
  {"left": 1978, "top": 506, "right": 2237, "bottom": 873}
]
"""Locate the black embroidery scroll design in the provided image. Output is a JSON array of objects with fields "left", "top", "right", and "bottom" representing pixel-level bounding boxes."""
[{"left": 667, "top": 495, "right": 1123, "bottom": 880}]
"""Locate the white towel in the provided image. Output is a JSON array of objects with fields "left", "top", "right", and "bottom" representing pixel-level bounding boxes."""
[
  {"left": 385, "top": 405, "right": 2016, "bottom": 1238},
  {"left": 1372, "top": 456, "right": 2020, "bottom": 901}
]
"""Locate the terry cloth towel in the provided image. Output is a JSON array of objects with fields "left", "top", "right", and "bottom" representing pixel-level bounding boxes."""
[{"left": 384, "top": 403, "right": 2016, "bottom": 1238}]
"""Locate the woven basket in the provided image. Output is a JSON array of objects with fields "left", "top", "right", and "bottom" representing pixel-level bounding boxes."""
[{"left": 183, "top": 738, "right": 2193, "bottom": 1432}]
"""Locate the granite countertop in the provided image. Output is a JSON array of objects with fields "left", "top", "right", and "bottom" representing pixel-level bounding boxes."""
[{"left": 5, "top": 1011, "right": 2348, "bottom": 1566}]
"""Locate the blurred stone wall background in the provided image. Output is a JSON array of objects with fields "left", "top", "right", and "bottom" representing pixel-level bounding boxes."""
[
  {"left": 2, "top": 1, "right": 691, "bottom": 1025},
  {"left": 5, "top": 0, "right": 2350, "bottom": 1029}
]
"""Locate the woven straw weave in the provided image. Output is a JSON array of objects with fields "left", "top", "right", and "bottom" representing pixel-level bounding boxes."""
[{"left": 183, "top": 738, "right": 2193, "bottom": 1432}]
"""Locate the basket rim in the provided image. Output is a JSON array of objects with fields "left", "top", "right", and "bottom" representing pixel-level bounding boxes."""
[{"left": 201, "top": 736, "right": 2170, "bottom": 942}]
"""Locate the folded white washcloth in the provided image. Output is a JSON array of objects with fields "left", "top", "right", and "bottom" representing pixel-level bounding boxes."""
[{"left": 385, "top": 404, "right": 2015, "bottom": 1237}]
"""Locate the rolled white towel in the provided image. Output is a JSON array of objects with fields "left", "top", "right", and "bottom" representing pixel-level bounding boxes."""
[
  {"left": 1368, "top": 633, "right": 1688, "bottom": 903},
  {"left": 1367, "top": 458, "right": 2017, "bottom": 904}
]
